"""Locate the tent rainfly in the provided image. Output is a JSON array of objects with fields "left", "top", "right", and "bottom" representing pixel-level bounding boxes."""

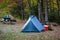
[{"left": 21, "top": 15, "right": 44, "bottom": 32}]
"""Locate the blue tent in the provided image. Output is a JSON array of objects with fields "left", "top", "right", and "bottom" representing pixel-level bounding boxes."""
[
  {"left": 21, "top": 15, "right": 44, "bottom": 32},
  {"left": 3, "top": 15, "right": 9, "bottom": 18}
]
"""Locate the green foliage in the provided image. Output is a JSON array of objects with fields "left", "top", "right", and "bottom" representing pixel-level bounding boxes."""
[
  {"left": 48, "top": 12, "right": 59, "bottom": 22},
  {"left": 56, "top": 16, "right": 60, "bottom": 24},
  {"left": 24, "top": 12, "right": 29, "bottom": 19},
  {"left": 0, "top": 0, "right": 60, "bottom": 24},
  {"left": 0, "top": 0, "right": 9, "bottom": 9},
  {"left": 31, "top": 5, "right": 38, "bottom": 17},
  {"left": 48, "top": 12, "right": 60, "bottom": 24},
  {"left": 0, "top": 32, "right": 16, "bottom": 40}
]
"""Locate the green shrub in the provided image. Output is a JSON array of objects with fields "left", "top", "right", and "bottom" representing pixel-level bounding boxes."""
[{"left": 56, "top": 16, "right": 60, "bottom": 24}]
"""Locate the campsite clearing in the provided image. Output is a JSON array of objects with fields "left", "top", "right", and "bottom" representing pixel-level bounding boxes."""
[{"left": 0, "top": 21, "right": 60, "bottom": 40}]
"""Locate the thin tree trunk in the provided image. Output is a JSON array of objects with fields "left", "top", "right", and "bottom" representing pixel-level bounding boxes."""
[
  {"left": 50, "top": 0, "right": 52, "bottom": 13},
  {"left": 52, "top": 0, "right": 54, "bottom": 13},
  {"left": 38, "top": 0, "right": 41, "bottom": 21},
  {"left": 41, "top": 0, "right": 45, "bottom": 24},
  {"left": 56, "top": 0, "right": 60, "bottom": 16},
  {"left": 21, "top": 0, "right": 24, "bottom": 20},
  {"left": 44, "top": 0, "right": 48, "bottom": 24},
  {"left": 27, "top": 0, "right": 32, "bottom": 15},
  {"left": 15, "top": 0, "right": 24, "bottom": 20}
]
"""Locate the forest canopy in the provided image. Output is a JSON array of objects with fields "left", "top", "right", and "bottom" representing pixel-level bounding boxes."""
[{"left": 0, "top": 0, "right": 60, "bottom": 24}]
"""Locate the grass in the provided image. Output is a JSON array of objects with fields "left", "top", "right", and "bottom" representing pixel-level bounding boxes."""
[
  {"left": 0, "top": 31, "right": 60, "bottom": 40},
  {"left": 0, "top": 22, "right": 60, "bottom": 40}
]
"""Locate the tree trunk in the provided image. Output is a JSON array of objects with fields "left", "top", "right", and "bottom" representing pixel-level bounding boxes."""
[
  {"left": 41, "top": 0, "right": 45, "bottom": 24},
  {"left": 44, "top": 0, "right": 48, "bottom": 24},
  {"left": 15, "top": 0, "right": 24, "bottom": 20},
  {"left": 27, "top": 0, "right": 32, "bottom": 15},
  {"left": 21, "top": 0, "right": 24, "bottom": 20},
  {"left": 50, "top": 0, "right": 52, "bottom": 13},
  {"left": 56, "top": 0, "right": 60, "bottom": 16},
  {"left": 38, "top": 0, "right": 41, "bottom": 21}
]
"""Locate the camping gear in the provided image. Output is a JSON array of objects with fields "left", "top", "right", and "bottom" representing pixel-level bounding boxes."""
[
  {"left": 21, "top": 15, "right": 44, "bottom": 32},
  {"left": 44, "top": 25, "right": 48, "bottom": 31},
  {"left": 0, "top": 15, "right": 16, "bottom": 24},
  {"left": 3, "top": 15, "right": 10, "bottom": 22},
  {"left": 9, "top": 15, "right": 14, "bottom": 20},
  {"left": 3, "top": 15, "right": 9, "bottom": 18}
]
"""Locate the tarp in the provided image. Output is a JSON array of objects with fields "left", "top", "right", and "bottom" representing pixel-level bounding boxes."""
[{"left": 21, "top": 15, "right": 44, "bottom": 32}]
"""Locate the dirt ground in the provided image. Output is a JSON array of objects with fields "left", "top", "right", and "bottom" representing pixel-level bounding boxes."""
[{"left": 0, "top": 21, "right": 60, "bottom": 40}]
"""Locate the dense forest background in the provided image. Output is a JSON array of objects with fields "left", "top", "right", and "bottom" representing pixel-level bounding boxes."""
[{"left": 0, "top": 0, "right": 60, "bottom": 24}]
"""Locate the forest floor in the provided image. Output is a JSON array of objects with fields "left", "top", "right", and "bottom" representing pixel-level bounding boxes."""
[{"left": 0, "top": 20, "right": 60, "bottom": 40}]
